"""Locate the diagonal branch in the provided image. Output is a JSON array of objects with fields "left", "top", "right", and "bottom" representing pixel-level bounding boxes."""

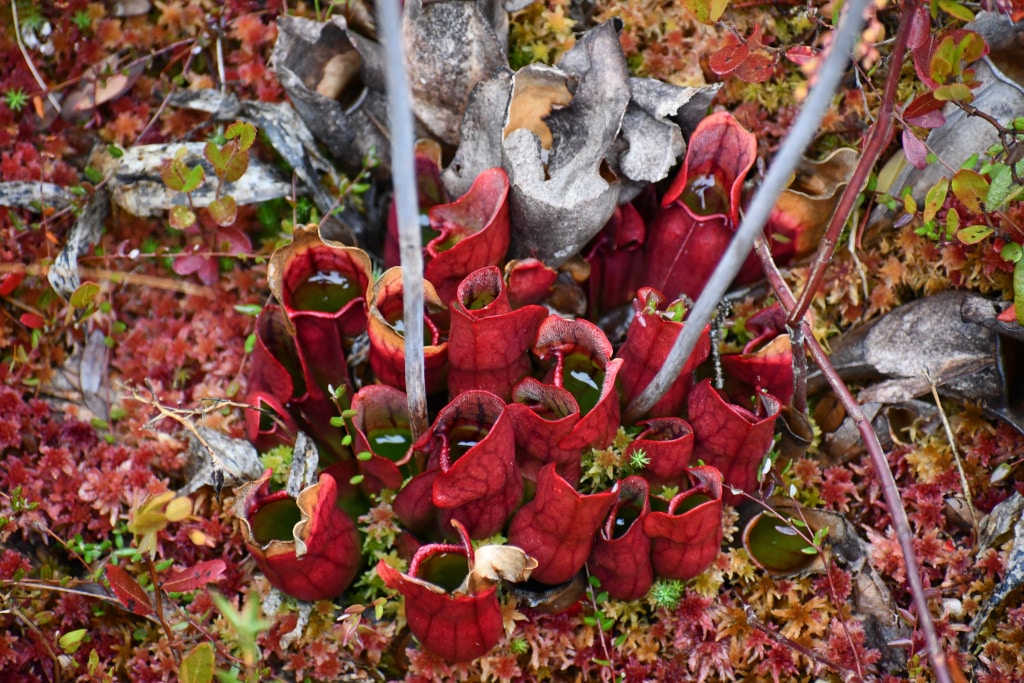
[
  {"left": 787, "top": 0, "right": 919, "bottom": 327},
  {"left": 753, "top": 234, "right": 954, "bottom": 683}
]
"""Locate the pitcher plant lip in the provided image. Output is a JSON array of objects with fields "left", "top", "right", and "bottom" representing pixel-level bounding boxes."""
[{"left": 233, "top": 468, "right": 361, "bottom": 602}]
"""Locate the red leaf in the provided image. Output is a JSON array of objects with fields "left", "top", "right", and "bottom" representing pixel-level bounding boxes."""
[
  {"left": 650, "top": 113, "right": 757, "bottom": 301},
  {"left": 424, "top": 168, "right": 511, "bottom": 304},
  {"left": 447, "top": 267, "right": 548, "bottom": 400},
  {"left": 244, "top": 304, "right": 346, "bottom": 462},
  {"left": 709, "top": 43, "right": 750, "bottom": 76},
  {"left": 907, "top": 5, "right": 931, "bottom": 50},
  {"left": 615, "top": 287, "right": 710, "bottom": 418},
  {"left": 215, "top": 225, "right": 250, "bottom": 256},
  {"left": 720, "top": 304, "right": 794, "bottom": 403},
  {"left": 903, "top": 92, "right": 946, "bottom": 129},
  {"left": 589, "top": 476, "right": 653, "bottom": 601},
  {"left": 0, "top": 272, "right": 25, "bottom": 296},
  {"left": 784, "top": 46, "right": 815, "bottom": 66},
  {"left": 507, "top": 464, "right": 617, "bottom": 585},
  {"left": 533, "top": 317, "right": 623, "bottom": 450},
  {"left": 161, "top": 559, "right": 227, "bottom": 593},
  {"left": 272, "top": 224, "right": 372, "bottom": 337},
  {"left": 688, "top": 380, "right": 781, "bottom": 505},
  {"left": 902, "top": 129, "right": 930, "bottom": 170},
  {"left": 384, "top": 144, "right": 448, "bottom": 268},
  {"left": 642, "top": 466, "right": 723, "bottom": 581},
  {"left": 19, "top": 312, "right": 45, "bottom": 329},
  {"left": 244, "top": 307, "right": 300, "bottom": 452},
  {"left": 105, "top": 563, "right": 154, "bottom": 617},
  {"left": 735, "top": 51, "right": 776, "bottom": 83},
  {"left": 662, "top": 111, "right": 757, "bottom": 214},
  {"left": 172, "top": 252, "right": 207, "bottom": 276}
]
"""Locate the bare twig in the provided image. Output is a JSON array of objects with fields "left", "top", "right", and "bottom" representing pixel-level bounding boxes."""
[
  {"left": 0, "top": 262, "right": 215, "bottom": 298},
  {"left": 376, "top": 0, "right": 429, "bottom": 438},
  {"left": 753, "top": 234, "right": 953, "bottom": 683},
  {"left": 624, "top": 0, "right": 871, "bottom": 422},
  {"left": 787, "top": 0, "right": 918, "bottom": 328},
  {"left": 924, "top": 369, "right": 979, "bottom": 538}
]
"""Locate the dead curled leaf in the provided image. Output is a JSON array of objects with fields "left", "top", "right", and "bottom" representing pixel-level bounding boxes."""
[
  {"left": 272, "top": 15, "right": 390, "bottom": 173},
  {"left": 459, "top": 544, "right": 539, "bottom": 595}
]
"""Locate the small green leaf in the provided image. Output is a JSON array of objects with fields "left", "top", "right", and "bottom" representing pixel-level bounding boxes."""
[
  {"left": 923, "top": 179, "right": 949, "bottom": 223},
  {"left": 234, "top": 304, "right": 263, "bottom": 316},
  {"left": 84, "top": 166, "right": 103, "bottom": 184},
  {"left": 1015, "top": 258, "right": 1024, "bottom": 325},
  {"left": 945, "top": 208, "right": 959, "bottom": 239},
  {"left": 244, "top": 333, "right": 256, "bottom": 353},
  {"left": 180, "top": 642, "right": 215, "bottom": 683},
  {"left": 356, "top": 451, "right": 373, "bottom": 461},
  {"left": 59, "top": 628, "right": 88, "bottom": 654},
  {"left": 1001, "top": 242, "right": 1022, "bottom": 263},
  {"left": 182, "top": 164, "right": 205, "bottom": 194},
  {"left": 225, "top": 121, "right": 257, "bottom": 151},
  {"left": 986, "top": 164, "right": 1013, "bottom": 212},
  {"left": 70, "top": 281, "right": 101, "bottom": 309},
  {"left": 903, "top": 194, "right": 918, "bottom": 214},
  {"left": 682, "top": 0, "right": 730, "bottom": 23}
]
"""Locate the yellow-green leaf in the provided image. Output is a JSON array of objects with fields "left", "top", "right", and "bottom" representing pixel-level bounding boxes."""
[
  {"left": 938, "top": 0, "right": 975, "bottom": 22},
  {"left": 165, "top": 496, "right": 192, "bottom": 522},
  {"left": 180, "top": 642, "right": 215, "bottom": 683},
  {"left": 208, "top": 195, "right": 237, "bottom": 227},
  {"left": 225, "top": 121, "right": 257, "bottom": 151},
  {"left": 58, "top": 628, "right": 88, "bottom": 654},
  {"left": 923, "top": 179, "right": 949, "bottom": 223},
  {"left": 70, "top": 281, "right": 100, "bottom": 309},
  {"left": 956, "top": 224, "right": 992, "bottom": 244},
  {"left": 951, "top": 168, "right": 988, "bottom": 213},
  {"left": 933, "top": 83, "right": 973, "bottom": 102}
]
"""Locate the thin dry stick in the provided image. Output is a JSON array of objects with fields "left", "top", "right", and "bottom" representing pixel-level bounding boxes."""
[
  {"left": 786, "top": 0, "right": 918, "bottom": 328},
  {"left": 377, "top": 0, "right": 429, "bottom": 439},
  {"left": 753, "top": 234, "right": 953, "bottom": 683},
  {"left": 0, "top": 262, "right": 216, "bottom": 298},
  {"left": 924, "top": 368, "right": 979, "bottom": 538},
  {"left": 10, "top": 2, "right": 62, "bottom": 115},
  {"left": 624, "top": 0, "right": 871, "bottom": 423}
]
